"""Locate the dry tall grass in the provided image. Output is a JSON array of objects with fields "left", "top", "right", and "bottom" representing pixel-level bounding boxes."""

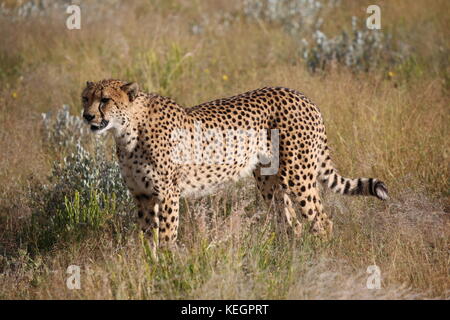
[{"left": 0, "top": 0, "right": 448, "bottom": 299}]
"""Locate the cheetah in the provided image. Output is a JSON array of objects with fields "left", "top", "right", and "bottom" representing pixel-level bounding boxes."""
[{"left": 81, "top": 79, "right": 388, "bottom": 249}]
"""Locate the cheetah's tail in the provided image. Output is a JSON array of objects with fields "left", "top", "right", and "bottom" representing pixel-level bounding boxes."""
[{"left": 317, "top": 148, "right": 388, "bottom": 200}]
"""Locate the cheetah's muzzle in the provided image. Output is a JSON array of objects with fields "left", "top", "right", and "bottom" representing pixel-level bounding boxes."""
[{"left": 90, "top": 119, "right": 109, "bottom": 132}]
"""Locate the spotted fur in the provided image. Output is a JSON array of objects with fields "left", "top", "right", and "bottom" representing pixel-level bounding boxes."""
[{"left": 81, "top": 79, "right": 388, "bottom": 248}]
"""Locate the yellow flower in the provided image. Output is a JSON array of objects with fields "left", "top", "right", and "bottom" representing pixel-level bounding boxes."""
[
  {"left": 204, "top": 68, "right": 210, "bottom": 74},
  {"left": 388, "top": 71, "right": 395, "bottom": 78},
  {"left": 11, "top": 92, "right": 17, "bottom": 99},
  {"left": 222, "top": 74, "right": 229, "bottom": 81}
]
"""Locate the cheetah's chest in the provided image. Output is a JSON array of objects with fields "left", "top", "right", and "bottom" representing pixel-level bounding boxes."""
[{"left": 117, "top": 151, "right": 156, "bottom": 196}]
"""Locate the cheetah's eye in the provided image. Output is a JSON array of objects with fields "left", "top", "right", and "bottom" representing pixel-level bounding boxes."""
[
  {"left": 101, "top": 98, "right": 110, "bottom": 104},
  {"left": 82, "top": 97, "right": 88, "bottom": 104}
]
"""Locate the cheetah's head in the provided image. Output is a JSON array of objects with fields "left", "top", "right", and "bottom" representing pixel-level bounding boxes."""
[{"left": 81, "top": 79, "right": 139, "bottom": 134}]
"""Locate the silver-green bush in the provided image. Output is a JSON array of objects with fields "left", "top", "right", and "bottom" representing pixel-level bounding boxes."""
[{"left": 242, "top": 0, "right": 405, "bottom": 72}]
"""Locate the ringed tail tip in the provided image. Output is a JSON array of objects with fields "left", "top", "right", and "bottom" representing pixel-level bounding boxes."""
[{"left": 374, "top": 180, "right": 389, "bottom": 200}]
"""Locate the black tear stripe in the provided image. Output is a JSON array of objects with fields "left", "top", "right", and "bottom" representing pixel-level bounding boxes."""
[
  {"left": 368, "top": 178, "right": 374, "bottom": 196},
  {"left": 330, "top": 174, "right": 338, "bottom": 189},
  {"left": 344, "top": 180, "right": 351, "bottom": 194}
]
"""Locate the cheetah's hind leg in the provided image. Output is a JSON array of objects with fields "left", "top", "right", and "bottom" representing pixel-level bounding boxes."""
[{"left": 253, "top": 167, "right": 303, "bottom": 238}]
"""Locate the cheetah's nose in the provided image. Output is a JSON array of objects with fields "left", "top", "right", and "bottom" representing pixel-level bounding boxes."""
[{"left": 83, "top": 113, "right": 95, "bottom": 122}]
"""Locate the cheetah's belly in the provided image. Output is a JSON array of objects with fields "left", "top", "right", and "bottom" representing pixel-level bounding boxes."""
[{"left": 179, "top": 153, "right": 262, "bottom": 198}]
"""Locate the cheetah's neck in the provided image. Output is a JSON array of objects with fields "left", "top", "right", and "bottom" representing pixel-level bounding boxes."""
[{"left": 112, "top": 115, "right": 139, "bottom": 154}]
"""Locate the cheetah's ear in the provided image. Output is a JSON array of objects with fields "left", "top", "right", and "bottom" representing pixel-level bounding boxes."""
[
  {"left": 86, "top": 81, "right": 94, "bottom": 87},
  {"left": 121, "top": 82, "right": 139, "bottom": 102}
]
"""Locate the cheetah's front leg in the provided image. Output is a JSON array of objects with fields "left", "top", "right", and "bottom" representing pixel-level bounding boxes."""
[
  {"left": 136, "top": 194, "right": 160, "bottom": 251},
  {"left": 135, "top": 188, "right": 180, "bottom": 251},
  {"left": 157, "top": 187, "right": 180, "bottom": 247}
]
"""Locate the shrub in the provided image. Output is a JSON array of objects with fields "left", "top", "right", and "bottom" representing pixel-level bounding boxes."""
[
  {"left": 27, "top": 190, "right": 118, "bottom": 250},
  {"left": 41, "top": 105, "right": 87, "bottom": 152},
  {"left": 243, "top": 0, "right": 328, "bottom": 35},
  {"left": 25, "top": 106, "right": 132, "bottom": 251},
  {"left": 301, "top": 17, "right": 399, "bottom": 73},
  {"left": 40, "top": 105, "right": 129, "bottom": 203},
  {"left": 242, "top": 0, "right": 405, "bottom": 72}
]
